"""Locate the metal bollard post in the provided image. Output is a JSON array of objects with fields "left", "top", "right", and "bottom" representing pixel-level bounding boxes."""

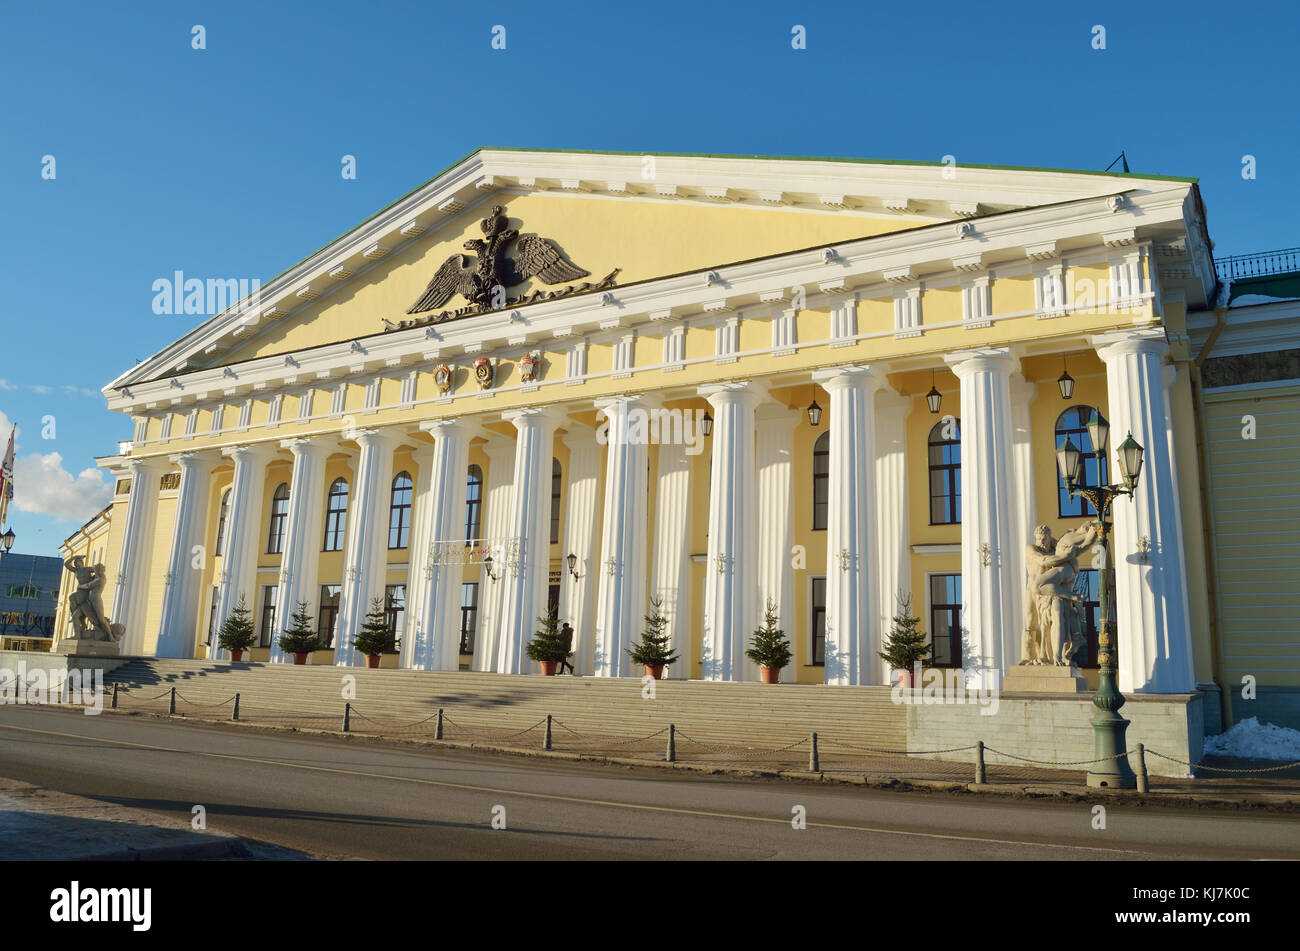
[
  {"left": 544, "top": 714, "right": 553, "bottom": 751},
  {"left": 975, "top": 740, "right": 986, "bottom": 785},
  {"left": 342, "top": 702, "right": 351, "bottom": 733},
  {"left": 232, "top": 693, "right": 240, "bottom": 721},
  {"left": 111, "top": 682, "right": 118, "bottom": 709},
  {"left": 435, "top": 708, "right": 444, "bottom": 740},
  {"left": 168, "top": 687, "right": 176, "bottom": 715},
  {"left": 666, "top": 723, "right": 676, "bottom": 763},
  {"left": 809, "top": 732, "right": 820, "bottom": 772},
  {"left": 1135, "top": 743, "right": 1149, "bottom": 793}
]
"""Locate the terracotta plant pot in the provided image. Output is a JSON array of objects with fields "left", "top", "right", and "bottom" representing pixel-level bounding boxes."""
[
  {"left": 229, "top": 650, "right": 244, "bottom": 663},
  {"left": 897, "top": 669, "right": 914, "bottom": 689},
  {"left": 365, "top": 654, "right": 381, "bottom": 669},
  {"left": 760, "top": 666, "right": 780, "bottom": 684},
  {"left": 293, "top": 652, "right": 308, "bottom": 665},
  {"left": 540, "top": 661, "right": 557, "bottom": 676},
  {"left": 645, "top": 663, "right": 665, "bottom": 680}
]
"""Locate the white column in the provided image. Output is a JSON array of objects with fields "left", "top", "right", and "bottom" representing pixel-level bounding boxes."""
[
  {"left": 155, "top": 452, "right": 217, "bottom": 658},
  {"left": 496, "top": 408, "right": 561, "bottom": 675},
  {"left": 813, "top": 366, "right": 881, "bottom": 686},
  {"left": 1093, "top": 329, "right": 1194, "bottom": 693},
  {"left": 333, "top": 429, "right": 400, "bottom": 667},
  {"left": 1008, "top": 374, "right": 1038, "bottom": 665},
  {"left": 592, "top": 397, "right": 652, "bottom": 678},
  {"left": 473, "top": 437, "right": 516, "bottom": 672},
  {"left": 873, "top": 390, "right": 912, "bottom": 684},
  {"left": 700, "top": 382, "right": 760, "bottom": 681},
  {"left": 268, "top": 437, "right": 330, "bottom": 663},
  {"left": 754, "top": 405, "right": 799, "bottom": 682},
  {"left": 211, "top": 445, "right": 275, "bottom": 660},
  {"left": 402, "top": 445, "right": 434, "bottom": 669},
  {"left": 944, "top": 348, "right": 1019, "bottom": 690},
  {"left": 561, "top": 424, "right": 602, "bottom": 676},
  {"left": 111, "top": 457, "right": 166, "bottom": 654},
  {"left": 408, "top": 420, "right": 471, "bottom": 671}
]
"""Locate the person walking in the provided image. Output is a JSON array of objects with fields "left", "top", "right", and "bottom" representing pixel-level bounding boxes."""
[{"left": 558, "top": 622, "right": 575, "bottom": 674}]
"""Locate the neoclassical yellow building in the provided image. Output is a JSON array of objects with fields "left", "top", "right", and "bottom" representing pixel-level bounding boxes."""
[{"left": 57, "top": 149, "right": 1224, "bottom": 703}]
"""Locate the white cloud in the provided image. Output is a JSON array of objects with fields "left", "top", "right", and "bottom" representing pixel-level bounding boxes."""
[{"left": 12, "top": 451, "right": 112, "bottom": 522}]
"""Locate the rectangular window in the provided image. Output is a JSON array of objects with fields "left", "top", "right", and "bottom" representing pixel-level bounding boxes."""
[
  {"left": 928, "top": 573, "right": 962, "bottom": 667},
  {"left": 385, "top": 584, "right": 406, "bottom": 643},
  {"left": 207, "top": 586, "right": 219, "bottom": 645},
  {"left": 318, "top": 584, "right": 341, "bottom": 649},
  {"left": 812, "top": 444, "right": 829, "bottom": 531},
  {"left": 810, "top": 576, "right": 826, "bottom": 665},
  {"left": 259, "top": 585, "right": 278, "bottom": 649},
  {"left": 459, "top": 582, "right": 479, "bottom": 655}
]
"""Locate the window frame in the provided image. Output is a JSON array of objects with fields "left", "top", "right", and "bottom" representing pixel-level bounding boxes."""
[
  {"left": 323, "top": 478, "right": 349, "bottom": 552},
  {"left": 812, "top": 431, "right": 830, "bottom": 532},
  {"left": 927, "top": 418, "right": 961, "bottom": 526},
  {"left": 549, "top": 457, "right": 562, "bottom": 545},
  {"left": 925, "top": 571, "right": 963, "bottom": 668},
  {"left": 465, "top": 464, "right": 483, "bottom": 543},
  {"left": 267, "top": 483, "right": 290, "bottom": 554},
  {"left": 459, "top": 582, "right": 479, "bottom": 655},
  {"left": 809, "top": 574, "right": 826, "bottom": 666},
  {"left": 318, "top": 584, "right": 341, "bottom": 649},
  {"left": 388, "top": 471, "right": 413, "bottom": 550},
  {"left": 1055, "top": 405, "right": 1109, "bottom": 518},
  {"left": 259, "top": 584, "right": 278, "bottom": 649}
]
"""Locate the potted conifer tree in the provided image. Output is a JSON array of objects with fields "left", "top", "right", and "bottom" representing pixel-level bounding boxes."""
[
  {"left": 878, "top": 593, "right": 931, "bottom": 687},
  {"left": 216, "top": 594, "right": 256, "bottom": 663},
  {"left": 525, "top": 605, "right": 569, "bottom": 675},
  {"left": 746, "top": 597, "right": 792, "bottom": 684},
  {"left": 277, "top": 601, "right": 321, "bottom": 665},
  {"left": 351, "top": 596, "right": 397, "bottom": 669},
  {"left": 628, "top": 596, "right": 678, "bottom": 680}
]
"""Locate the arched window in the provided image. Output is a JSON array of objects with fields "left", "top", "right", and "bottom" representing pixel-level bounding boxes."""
[
  {"left": 549, "top": 458, "right": 562, "bottom": 545},
  {"left": 928, "top": 418, "right": 961, "bottom": 525},
  {"left": 1056, "top": 406, "right": 1109, "bottom": 517},
  {"left": 323, "top": 478, "right": 349, "bottom": 551},
  {"left": 465, "top": 464, "right": 483, "bottom": 542},
  {"left": 389, "top": 471, "right": 413, "bottom": 549},
  {"left": 214, "top": 488, "right": 231, "bottom": 557},
  {"left": 266, "top": 483, "right": 290, "bottom": 554},
  {"left": 812, "top": 431, "right": 830, "bottom": 531}
]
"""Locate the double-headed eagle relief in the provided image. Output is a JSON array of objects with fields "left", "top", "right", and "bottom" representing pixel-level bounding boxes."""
[{"left": 381, "top": 206, "right": 619, "bottom": 333}]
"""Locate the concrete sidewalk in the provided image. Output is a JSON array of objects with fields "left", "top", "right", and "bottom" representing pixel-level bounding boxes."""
[{"left": 0, "top": 778, "right": 311, "bottom": 860}]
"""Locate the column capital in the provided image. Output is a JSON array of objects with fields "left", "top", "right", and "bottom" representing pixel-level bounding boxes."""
[
  {"left": 943, "top": 348, "right": 1019, "bottom": 378},
  {"left": 698, "top": 380, "right": 763, "bottom": 407},
  {"left": 811, "top": 364, "right": 886, "bottom": 393},
  {"left": 501, "top": 406, "right": 565, "bottom": 430},
  {"left": 279, "top": 435, "right": 329, "bottom": 456},
  {"left": 873, "top": 387, "right": 913, "bottom": 415},
  {"left": 1009, "top": 373, "right": 1039, "bottom": 405},
  {"left": 1089, "top": 327, "right": 1169, "bottom": 362},
  {"left": 124, "top": 455, "right": 169, "bottom": 476},
  {"left": 754, "top": 404, "right": 803, "bottom": 429},
  {"left": 166, "top": 449, "right": 219, "bottom": 469},
  {"left": 352, "top": 427, "right": 403, "bottom": 451},
  {"left": 221, "top": 443, "right": 278, "bottom": 464},
  {"left": 560, "top": 420, "right": 597, "bottom": 450},
  {"left": 593, "top": 393, "right": 662, "bottom": 413}
]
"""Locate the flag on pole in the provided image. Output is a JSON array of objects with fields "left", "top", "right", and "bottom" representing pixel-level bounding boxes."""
[{"left": 0, "top": 426, "right": 14, "bottom": 526}]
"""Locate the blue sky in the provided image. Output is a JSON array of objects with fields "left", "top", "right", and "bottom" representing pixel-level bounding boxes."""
[{"left": 2, "top": 0, "right": 1297, "bottom": 556}]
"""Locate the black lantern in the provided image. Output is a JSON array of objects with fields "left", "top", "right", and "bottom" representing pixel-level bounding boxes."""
[
  {"left": 1086, "top": 409, "right": 1110, "bottom": 455},
  {"left": 1056, "top": 437, "right": 1082, "bottom": 491},
  {"left": 806, "top": 386, "right": 822, "bottom": 427},
  {"left": 566, "top": 552, "right": 580, "bottom": 580},
  {"left": 1058, "top": 357, "right": 1075, "bottom": 401},
  {"left": 925, "top": 369, "right": 942, "bottom": 415},
  {"left": 0, "top": 528, "right": 14, "bottom": 553},
  {"left": 1116, "top": 432, "right": 1144, "bottom": 490},
  {"left": 701, "top": 411, "right": 713, "bottom": 437},
  {"left": 483, "top": 554, "right": 498, "bottom": 583}
]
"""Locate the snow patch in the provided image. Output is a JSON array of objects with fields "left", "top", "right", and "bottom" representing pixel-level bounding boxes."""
[{"left": 1203, "top": 717, "right": 1300, "bottom": 761}]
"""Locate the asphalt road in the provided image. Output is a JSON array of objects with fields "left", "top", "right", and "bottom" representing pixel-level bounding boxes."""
[{"left": 1, "top": 705, "right": 1297, "bottom": 860}]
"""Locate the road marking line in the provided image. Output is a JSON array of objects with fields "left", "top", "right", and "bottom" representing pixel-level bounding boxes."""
[{"left": 0, "top": 719, "right": 1152, "bottom": 855}]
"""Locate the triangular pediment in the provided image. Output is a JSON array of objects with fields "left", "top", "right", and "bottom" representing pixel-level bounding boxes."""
[{"left": 110, "top": 148, "right": 1198, "bottom": 390}]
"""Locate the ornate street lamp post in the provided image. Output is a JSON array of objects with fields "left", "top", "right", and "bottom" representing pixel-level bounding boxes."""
[{"left": 1055, "top": 410, "right": 1145, "bottom": 789}]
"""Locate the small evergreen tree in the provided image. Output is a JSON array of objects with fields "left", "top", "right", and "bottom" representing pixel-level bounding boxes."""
[
  {"left": 745, "top": 597, "right": 792, "bottom": 670},
  {"left": 277, "top": 601, "right": 321, "bottom": 655},
  {"left": 216, "top": 595, "right": 256, "bottom": 653},
  {"left": 352, "top": 596, "right": 397, "bottom": 657},
  {"left": 878, "top": 593, "right": 932, "bottom": 670},
  {"left": 628, "top": 596, "right": 679, "bottom": 667},
  {"left": 525, "top": 604, "right": 570, "bottom": 664}
]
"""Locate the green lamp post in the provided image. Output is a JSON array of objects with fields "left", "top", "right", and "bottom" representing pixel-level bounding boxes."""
[{"left": 1055, "top": 410, "right": 1145, "bottom": 789}]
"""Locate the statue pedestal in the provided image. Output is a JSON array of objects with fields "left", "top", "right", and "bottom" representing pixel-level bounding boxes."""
[
  {"left": 56, "top": 638, "right": 122, "bottom": 658},
  {"left": 1004, "top": 665, "right": 1089, "bottom": 694}
]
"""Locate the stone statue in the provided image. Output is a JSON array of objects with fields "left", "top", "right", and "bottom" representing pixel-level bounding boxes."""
[
  {"left": 1019, "top": 523, "right": 1099, "bottom": 667},
  {"left": 64, "top": 556, "right": 124, "bottom": 643}
]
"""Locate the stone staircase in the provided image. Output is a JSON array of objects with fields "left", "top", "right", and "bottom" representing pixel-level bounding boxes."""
[{"left": 103, "top": 659, "right": 907, "bottom": 751}]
